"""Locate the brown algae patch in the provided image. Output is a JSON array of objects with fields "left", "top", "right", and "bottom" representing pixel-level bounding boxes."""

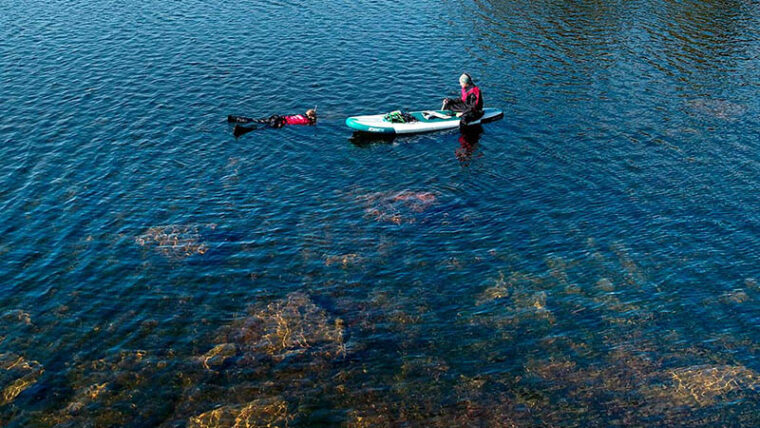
[
  {"left": 188, "top": 398, "right": 291, "bottom": 428},
  {"left": 475, "top": 271, "right": 510, "bottom": 304},
  {"left": 546, "top": 256, "right": 577, "bottom": 286},
  {"left": 209, "top": 292, "right": 345, "bottom": 364},
  {"left": 135, "top": 223, "right": 216, "bottom": 258},
  {"left": 1, "top": 309, "right": 32, "bottom": 326},
  {"left": 522, "top": 344, "right": 760, "bottom": 424},
  {"left": 654, "top": 365, "right": 759, "bottom": 407},
  {"left": 355, "top": 190, "right": 438, "bottom": 224},
  {"left": 30, "top": 349, "right": 173, "bottom": 426},
  {"left": 9, "top": 237, "right": 757, "bottom": 426},
  {"left": 471, "top": 271, "right": 555, "bottom": 329},
  {"left": 611, "top": 243, "right": 647, "bottom": 288},
  {"left": 184, "top": 293, "right": 348, "bottom": 425},
  {"left": 0, "top": 353, "right": 44, "bottom": 406},
  {"left": 340, "top": 290, "right": 430, "bottom": 339},
  {"left": 687, "top": 98, "right": 747, "bottom": 120},
  {"left": 344, "top": 369, "right": 536, "bottom": 427},
  {"left": 324, "top": 253, "right": 362, "bottom": 269},
  {"left": 64, "top": 383, "right": 109, "bottom": 413},
  {"left": 720, "top": 289, "right": 751, "bottom": 304},
  {"left": 199, "top": 343, "right": 237, "bottom": 370}
]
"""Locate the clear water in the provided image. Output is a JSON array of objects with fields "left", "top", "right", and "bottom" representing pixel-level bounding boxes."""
[{"left": 1, "top": 0, "right": 758, "bottom": 426}]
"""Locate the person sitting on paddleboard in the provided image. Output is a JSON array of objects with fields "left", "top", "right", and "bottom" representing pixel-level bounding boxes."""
[
  {"left": 441, "top": 73, "right": 484, "bottom": 125},
  {"left": 228, "top": 109, "right": 317, "bottom": 137}
]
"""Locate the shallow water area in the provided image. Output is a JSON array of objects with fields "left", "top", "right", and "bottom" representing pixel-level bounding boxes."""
[{"left": 1, "top": 0, "right": 759, "bottom": 426}]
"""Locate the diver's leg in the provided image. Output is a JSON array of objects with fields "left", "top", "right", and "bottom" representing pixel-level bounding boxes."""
[{"left": 443, "top": 99, "right": 467, "bottom": 113}]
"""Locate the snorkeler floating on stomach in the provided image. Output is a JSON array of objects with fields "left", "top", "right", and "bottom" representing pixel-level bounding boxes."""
[{"left": 228, "top": 108, "right": 317, "bottom": 137}]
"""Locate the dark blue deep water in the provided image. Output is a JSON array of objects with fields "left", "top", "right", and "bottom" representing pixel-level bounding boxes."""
[{"left": 1, "top": 0, "right": 759, "bottom": 426}]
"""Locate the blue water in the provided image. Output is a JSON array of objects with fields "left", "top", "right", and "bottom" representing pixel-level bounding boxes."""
[{"left": 1, "top": 0, "right": 759, "bottom": 426}]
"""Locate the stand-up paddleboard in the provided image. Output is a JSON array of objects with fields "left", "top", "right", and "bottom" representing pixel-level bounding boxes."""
[{"left": 346, "top": 108, "right": 502, "bottom": 135}]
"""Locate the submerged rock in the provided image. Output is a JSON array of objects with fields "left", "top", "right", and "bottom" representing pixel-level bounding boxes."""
[
  {"left": 663, "top": 365, "right": 759, "bottom": 407},
  {"left": 470, "top": 271, "right": 555, "bottom": 330},
  {"left": 64, "top": 382, "right": 109, "bottom": 413},
  {"left": 135, "top": 223, "right": 216, "bottom": 258},
  {"left": 1, "top": 310, "right": 32, "bottom": 326},
  {"left": 324, "top": 253, "right": 362, "bottom": 269},
  {"left": 355, "top": 190, "right": 438, "bottom": 225},
  {"left": 29, "top": 350, "right": 174, "bottom": 427},
  {"left": 595, "top": 277, "right": 615, "bottom": 292},
  {"left": 199, "top": 343, "right": 237, "bottom": 370},
  {"left": 188, "top": 398, "right": 291, "bottom": 428},
  {"left": 688, "top": 99, "right": 747, "bottom": 120},
  {"left": 0, "top": 353, "right": 44, "bottom": 406},
  {"left": 719, "top": 289, "right": 751, "bottom": 305},
  {"left": 216, "top": 292, "right": 345, "bottom": 364}
]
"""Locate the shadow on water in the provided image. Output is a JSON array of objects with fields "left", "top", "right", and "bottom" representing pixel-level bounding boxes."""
[
  {"left": 349, "top": 122, "right": 485, "bottom": 148},
  {"left": 348, "top": 131, "right": 397, "bottom": 147}
]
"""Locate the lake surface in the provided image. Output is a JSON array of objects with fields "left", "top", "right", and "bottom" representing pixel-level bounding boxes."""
[{"left": 1, "top": 0, "right": 758, "bottom": 426}]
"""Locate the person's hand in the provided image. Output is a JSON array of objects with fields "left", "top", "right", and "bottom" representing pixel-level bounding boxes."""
[{"left": 456, "top": 112, "right": 463, "bottom": 117}]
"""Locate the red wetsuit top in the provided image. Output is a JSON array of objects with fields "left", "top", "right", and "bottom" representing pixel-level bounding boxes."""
[
  {"left": 283, "top": 114, "right": 316, "bottom": 125},
  {"left": 461, "top": 86, "right": 483, "bottom": 112}
]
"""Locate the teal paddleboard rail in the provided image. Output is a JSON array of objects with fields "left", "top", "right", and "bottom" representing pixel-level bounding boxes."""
[{"left": 346, "top": 108, "right": 503, "bottom": 135}]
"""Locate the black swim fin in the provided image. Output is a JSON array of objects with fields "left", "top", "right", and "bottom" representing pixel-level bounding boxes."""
[{"left": 233, "top": 124, "right": 257, "bottom": 138}]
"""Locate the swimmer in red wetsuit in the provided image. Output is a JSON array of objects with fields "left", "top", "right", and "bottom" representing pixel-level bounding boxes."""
[
  {"left": 229, "top": 109, "right": 317, "bottom": 137},
  {"left": 281, "top": 109, "right": 318, "bottom": 126}
]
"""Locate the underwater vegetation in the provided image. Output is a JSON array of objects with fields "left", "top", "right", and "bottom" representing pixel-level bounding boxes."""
[
  {"left": 1, "top": 353, "right": 44, "bottom": 407},
  {"left": 201, "top": 291, "right": 346, "bottom": 366},
  {"left": 135, "top": 224, "right": 218, "bottom": 259},
  {"left": 354, "top": 190, "right": 438, "bottom": 225},
  {"left": 1, "top": 235, "right": 757, "bottom": 426},
  {"left": 188, "top": 398, "right": 291, "bottom": 428},
  {"left": 4, "top": 222, "right": 759, "bottom": 427},
  {"left": 687, "top": 98, "right": 748, "bottom": 121}
]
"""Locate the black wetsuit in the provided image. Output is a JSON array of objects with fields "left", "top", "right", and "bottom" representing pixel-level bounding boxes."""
[{"left": 442, "top": 85, "right": 484, "bottom": 125}]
